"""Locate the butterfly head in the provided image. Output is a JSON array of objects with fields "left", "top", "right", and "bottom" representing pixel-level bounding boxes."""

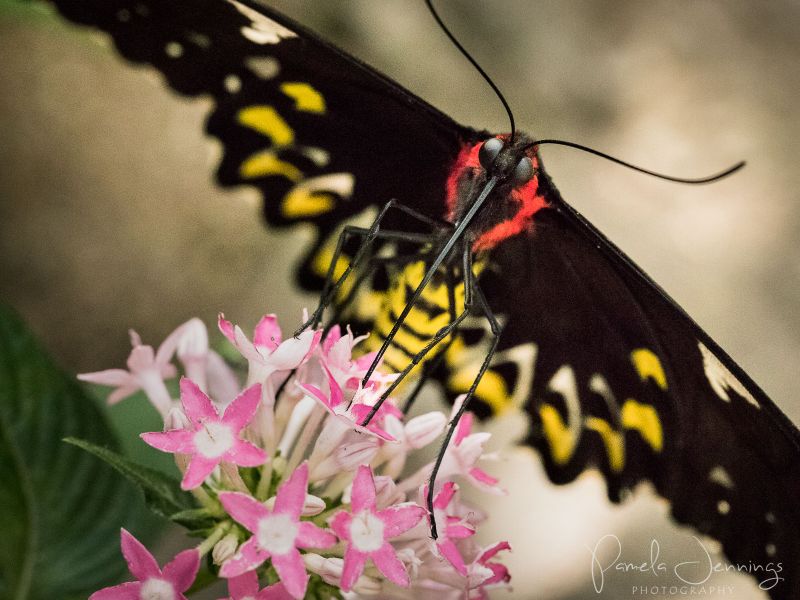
[{"left": 446, "top": 134, "right": 548, "bottom": 251}]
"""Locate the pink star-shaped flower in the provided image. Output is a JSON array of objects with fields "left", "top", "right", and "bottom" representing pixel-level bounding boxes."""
[
  {"left": 320, "top": 324, "right": 379, "bottom": 389},
  {"left": 329, "top": 465, "right": 427, "bottom": 591},
  {"left": 141, "top": 378, "right": 267, "bottom": 490},
  {"left": 221, "top": 570, "right": 293, "bottom": 600},
  {"left": 439, "top": 410, "right": 504, "bottom": 495},
  {"left": 78, "top": 329, "right": 177, "bottom": 416},
  {"left": 90, "top": 528, "right": 199, "bottom": 600},
  {"left": 219, "top": 463, "right": 336, "bottom": 599},
  {"left": 466, "top": 541, "right": 512, "bottom": 599},
  {"left": 218, "top": 313, "right": 319, "bottom": 383},
  {"left": 428, "top": 482, "right": 475, "bottom": 575},
  {"left": 298, "top": 367, "right": 401, "bottom": 442}
]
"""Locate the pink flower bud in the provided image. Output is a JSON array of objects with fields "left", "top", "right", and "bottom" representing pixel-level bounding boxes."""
[
  {"left": 405, "top": 411, "right": 447, "bottom": 449},
  {"left": 211, "top": 533, "right": 239, "bottom": 565}
]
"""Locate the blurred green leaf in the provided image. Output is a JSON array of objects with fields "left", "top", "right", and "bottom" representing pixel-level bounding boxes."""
[{"left": 0, "top": 305, "right": 155, "bottom": 599}]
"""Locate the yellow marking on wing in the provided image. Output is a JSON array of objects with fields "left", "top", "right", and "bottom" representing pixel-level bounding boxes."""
[
  {"left": 448, "top": 368, "right": 511, "bottom": 415},
  {"left": 631, "top": 348, "right": 667, "bottom": 390},
  {"left": 374, "top": 310, "right": 440, "bottom": 356},
  {"left": 621, "top": 399, "right": 663, "bottom": 452},
  {"left": 238, "top": 106, "right": 294, "bottom": 145},
  {"left": 282, "top": 188, "right": 335, "bottom": 218},
  {"left": 239, "top": 151, "right": 302, "bottom": 181},
  {"left": 280, "top": 82, "right": 326, "bottom": 113},
  {"left": 585, "top": 417, "right": 625, "bottom": 473},
  {"left": 539, "top": 404, "right": 576, "bottom": 465}
]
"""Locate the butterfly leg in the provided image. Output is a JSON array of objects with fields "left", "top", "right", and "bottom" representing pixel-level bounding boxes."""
[
  {"left": 294, "top": 199, "right": 438, "bottom": 336},
  {"left": 426, "top": 268, "right": 503, "bottom": 539}
]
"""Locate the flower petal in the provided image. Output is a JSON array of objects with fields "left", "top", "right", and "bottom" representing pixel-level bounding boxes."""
[
  {"left": 350, "top": 465, "right": 377, "bottom": 514},
  {"left": 181, "top": 455, "right": 220, "bottom": 489},
  {"left": 296, "top": 521, "right": 336, "bottom": 550},
  {"left": 140, "top": 430, "right": 194, "bottom": 454},
  {"left": 89, "top": 581, "right": 141, "bottom": 600},
  {"left": 433, "top": 481, "right": 458, "bottom": 510},
  {"left": 321, "top": 325, "right": 341, "bottom": 355},
  {"left": 454, "top": 411, "right": 473, "bottom": 446},
  {"left": 120, "top": 528, "right": 160, "bottom": 579},
  {"left": 162, "top": 548, "right": 200, "bottom": 592},
  {"left": 270, "top": 548, "right": 309, "bottom": 600},
  {"left": 340, "top": 545, "right": 368, "bottom": 592},
  {"left": 273, "top": 462, "right": 308, "bottom": 519},
  {"left": 226, "top": 440, "right": 268, "bottom": 467},
  {"left": 253, "top": 314, "right": 282, "bottom": 350},
  {"left": 180, "top": 377, "right": 219, "bottom": 424},
  {"left": 268, "top": 330, "right": 317, "bottom": 371},
  {"left": 257, "top": 582, "right": 294, "bottom": 600},
  {"left": 371, "top": 542, "right": 410, "bottom": 587},
  {"left": 227, "top": 570, "right": 259, "bottom": 599},
  {"left": 77, "top": 368, "right": 134, "bottom": 387},
  {"left": 220, "top": 537, "right": 270, "bottom": 578},
  {"left": 379, "top": 504, "right": 426, "bottom": 538},
  {"left": 218, "top": 313, "right": 236, "bottom": 344},
  {"left": 222, "top": 383, "right": 262, "bottom": 432},
  {"left": 219, "top": 491, "right": 270, "bottom": 533},
  {"left": 206, "top": 350, "right": 241, "bottom": 406},
  {"left": 328, "top": 511, "right": 352, "bottom": 541},
  {"left": 437, "top": 539, "right": 467, "bottom": 576}
]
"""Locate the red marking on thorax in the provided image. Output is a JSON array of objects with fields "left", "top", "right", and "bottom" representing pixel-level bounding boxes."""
[{"left": 445, "top": 140, "right": 548, "bottom": 252}]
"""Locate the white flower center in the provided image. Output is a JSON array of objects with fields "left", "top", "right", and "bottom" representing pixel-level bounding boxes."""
[
  {"left": 139, "top": 578, "right": 175, "bottom": 600},
  {"left": 193, "top": 421, "right": 235, "bottom": 458},
  {"left": 257, "top": 513, "right": 299, "bottom": 555},
  {"left": 349, "top": 510, "right": 385, "bottom": 553}
]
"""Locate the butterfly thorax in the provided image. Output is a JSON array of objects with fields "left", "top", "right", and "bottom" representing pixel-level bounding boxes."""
[{"left": 445, "top": 133, "right": 549, "bottom": 252}]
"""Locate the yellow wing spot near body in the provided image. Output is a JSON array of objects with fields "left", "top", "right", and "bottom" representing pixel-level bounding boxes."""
[
  {"left": 448, "top": 366, "right": 511, "bottom": 416},
  {"left": 621, "top": 399, "right": 663, "bottom": 453},
  {"left": 280, "top": 82, "right": 326, "bottom": 113},
  {"left": 239, "top": 151, "right": 302, "bottom": 181},
  {"left": 282, "top": 173, "right": 354, "bottom": 219},
  {"left": 631, "top": 348, "right": 667, "bottom": 390},
  {"left": 238, "top": 106, "right": 294, "bottom": 145},
  {"left": 585, "top": 417, "right": 625, "bottom": 473}
]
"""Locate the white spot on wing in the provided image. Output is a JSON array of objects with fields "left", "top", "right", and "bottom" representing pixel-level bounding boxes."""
[
  {"left": 708, "top": 465, "right": 735, "bottom": 489},
  {"left": 226, "top": 0, "right": 296, "bottom": 45},
  {"left": 698, "top": 341, "right": 759, "bottom": 408},
  {"left": 717, "top": 499, "right": 730, "bottom": 515},
  {"left": 766, "top": 543, "right": 776, "bottom": 557},
  {"left": 291, "top": 173, "right": 354, "bottom": 199},
  {"left": 165, "top": 41, "right": 183, "bottom": 58},
  {"left": 224, "top": 74, "right": 242, "bottom": 94},
  {"left": 548, "top": 365, "right": 583, "bottom": 446},
  {"left": 246, "top": 56, "right": 280, "bottom": 79}
]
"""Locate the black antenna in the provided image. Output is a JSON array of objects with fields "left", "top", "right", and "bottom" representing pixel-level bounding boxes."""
[
  {"left": 425, "top": 0, "right": 516, "bottom": 141},
  {"left": 526, "top": 139, "right": 745, "bottom": 184}
]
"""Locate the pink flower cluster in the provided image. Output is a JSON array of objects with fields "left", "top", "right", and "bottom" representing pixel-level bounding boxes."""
[{"left": 82, "top": 313, "right": 511, "bottom": 599}]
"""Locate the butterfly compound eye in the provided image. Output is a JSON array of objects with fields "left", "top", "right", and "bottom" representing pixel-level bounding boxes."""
[
  {"left": 512, "top": 157, "right": 534, "bottom": 186},
  {"left": 479, "top": 137, "right": 504, "bottom": 170}
]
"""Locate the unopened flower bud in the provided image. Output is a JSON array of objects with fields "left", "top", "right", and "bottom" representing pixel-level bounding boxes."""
[
  {"left": 266, "top": 493, "right": 326, "bottom": 516},
  {"left": 211, "top": 533, "right": 239, "bottom": 565},
  {"left": 164, "top": 404, "right": 189, "bottom": 430},
  {"left": 405, "top": 411, "right": 447, "bottom": 448}
]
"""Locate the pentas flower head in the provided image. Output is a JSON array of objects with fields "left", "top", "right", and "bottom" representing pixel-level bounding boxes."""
[
  {"left": 87, "top": 312, "right": 512, "bottom": 599},
  {"left": 90, "top": 528, "right": 199, "bottom": 600},
  {"left": 141, "top": 378, "right": 266, "bottom": 489},
  {"left": 219, "top": 463, "right": 336, "bottom": 598},
  {"left": 330, "top": 465, "right": 427, "bottom": 591}
]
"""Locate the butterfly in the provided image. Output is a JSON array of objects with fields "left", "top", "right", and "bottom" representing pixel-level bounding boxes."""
[{"left": 50, "top": 0, "right": 800, "bottom": 596}]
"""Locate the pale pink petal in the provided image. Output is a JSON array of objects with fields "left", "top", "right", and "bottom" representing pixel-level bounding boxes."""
[
  {"left": 127, "top": 344, "right": 156, "bottom": 373},
  {"left": 218, "top": 313, "right": 237, "bottom": 344},
  {"left": 297, "top": 383, "right": 335, "bottom": 413},
  {"left": 180, "top": 378, "right": 219, "bottom": 424},
  {"left": 296, "top": 521, "right": 336, "bottom": 550},
  {"left": 270, "top": 549, "right": 309, "bottom": 599},
  {"left": 322, "top": 368, "right": 345, "bottom": 408},
  {"left": 181, "top": 455, "right": 220, "bottom": 489},
  {"left": 454, "top": 412, "right": 473, "bottom": 446},
  {"left": 446, "top": 523, "right": 475, "bottom": 540},
  {"left": 433, "top": 482, "right": 458, "bottom": 510},
  {"left": 228, "top": 570, "right": 259, "bottom": 599},
  {"left": 482, "top": 562, "right": 510, "bottom": 586},
  {"left": 340, "top": 546, "right": 368, "bottom": 592},
  {"left": 322, "top": 325, "right": 341, "bottom": 354},
  {"left": 253, "top": 314, "right": 282, "bottom": 350},
  {"left": 162, "top": 548, "right": 200, "bottom": 592},
  {"left": 328, "top": 511, "right": 352, "bottom": 541},
  {"left": 468, "top": 467, "right": 501, "bottom": 489},
  {"left": 350, "top": 465, "right": 376, "bottom": 513},
  {"left": 380, "top": 504, "right": 426, "bottom": 538},
  {"left": 479, "top": 541, "right": 511, "bottom": 563},
  {"left": 225, "top": 440, "right": 268, "bottom": 467},
  {"left": 371, "top": 542, "right": 410, "bottom": 587},
  {"left": 219, "top": 491, "right": 270, "bottom": 532},
  {"left": 90, "top": 582, "right": 141, "bottom": 600},
  {"left": 222, "top": 383, "right": 262, "bottom": 432},
  {"left": 354, "top": 351, "right": 378, "bottom": 370},
  {"left": 107, "top": 385, "right": 140, "bottom": 405},
  {"left": 268, "top": 330, "right": 317, "bottom": 370},
  {"left": 78, "top": 369, "right": 134, "bottom": 387},
  {"left": 206, "top": 350, "right": 241, "bottom": 406},
  {"left": 438, "top": 539, "right": 467, "bottom": 575},
  {"left": 257, "top": 582, "right": 293, "bottom": 600},
  {"left": 140, "top": 430, "right": 194, "bottom": 454},
  {"left": 220, "top": 537, "right": 269, "bottom": 578},
  {"left": 406, "top": 412, "right": 447, "bottom": 449},
  {"left": 120, "top": 528, "right": 160, "bottom": 580},
  {"left": 273, "top": 463, "right": 308, "bottom": 519}
]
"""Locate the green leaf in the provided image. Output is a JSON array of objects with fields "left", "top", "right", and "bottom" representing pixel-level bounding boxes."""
[
  {"left": 64, "top": 437, "right": 195, "bottom": 519},
  {"left": 0, "top": 305, "right": 154, "bottom": 599}
]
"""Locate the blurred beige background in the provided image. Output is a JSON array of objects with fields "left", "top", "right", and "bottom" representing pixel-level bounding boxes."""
[{"left": 1, "top": 1, "right": 798, "bottom": 598}]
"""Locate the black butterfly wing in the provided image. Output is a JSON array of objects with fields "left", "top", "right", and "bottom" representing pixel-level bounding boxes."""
[
  {"left": 485, "top": 168, "right": 800, "bottom": 598},
  {"left": 52, "top": 0, "right": 483, "bottom": 287}
]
